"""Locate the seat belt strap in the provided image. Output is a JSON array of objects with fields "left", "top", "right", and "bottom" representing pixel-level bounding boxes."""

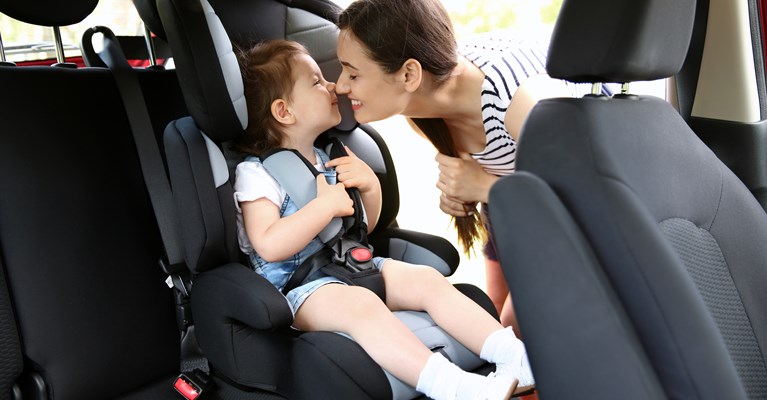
[
  {"left": 85, "top": 26, "right": 186, "bottom": 273},
  {"left": 86, "top": 27, "right": 211, "bottom": 383}
]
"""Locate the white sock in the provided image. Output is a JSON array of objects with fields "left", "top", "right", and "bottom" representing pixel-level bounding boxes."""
[
  {"left": 416, "top": 352, "right": 489, "bottom": 400},
  {"left": 480, "top": 327, "right": 535, "bottom": 387}
]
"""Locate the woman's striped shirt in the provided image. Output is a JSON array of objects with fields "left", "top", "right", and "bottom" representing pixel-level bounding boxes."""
[{"left": 459, "top": 34, "right": 549, "bottom": 176}]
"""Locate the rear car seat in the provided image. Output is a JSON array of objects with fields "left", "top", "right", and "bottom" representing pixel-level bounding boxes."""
[{"left": 0, "top": 0, "right": 194, "bottom": 398}]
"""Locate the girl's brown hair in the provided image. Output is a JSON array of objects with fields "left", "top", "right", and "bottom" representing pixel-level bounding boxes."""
[
  {"left": 234, "top": 40, "right": 310, "bottom": 156},
  {"left": 339, "top": 0, "right": 484, "bottom": 254}
]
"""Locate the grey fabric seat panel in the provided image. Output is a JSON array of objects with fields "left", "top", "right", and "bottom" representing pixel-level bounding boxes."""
[
  {"left": 660, "top": 218, "right": 767, "bottom": 397},
  {"left": 0, "top": 259, "right": 22, "bottom": 398},
  {"left": 517, "top": 95, "right": 754, "bottom": 398},
  {"left": 489, "top": 172, "right": 665, "bottom": 399}
]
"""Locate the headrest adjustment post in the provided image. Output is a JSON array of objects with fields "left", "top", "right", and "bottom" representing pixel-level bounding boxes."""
[
  {"left": 0, "top": 31, "right": 7, "bottom": 62},
  {"left": 143, "top": 24, "right": 158, "bottom": 67},
  {"left": 52, "top": 26, "right": 66, "bottom": 64},
  {"left": 591, "top": 82, "right": 603, "bottom": 96},
  {"left": 621, "top": 83, "right": 630, "bottom": 95}
]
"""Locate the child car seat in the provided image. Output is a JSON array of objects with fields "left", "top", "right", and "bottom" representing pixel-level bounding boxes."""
[
  {"left": 491, "top": 0, "right": 758, "bottom": 397},
  {"left": 130, "top": 0, "right": 499, "bottom": 398}
]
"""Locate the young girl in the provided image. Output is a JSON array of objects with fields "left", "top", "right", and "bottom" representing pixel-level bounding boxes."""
[{"left": 233, "top": 40, "right": 534, "bottom": 400}]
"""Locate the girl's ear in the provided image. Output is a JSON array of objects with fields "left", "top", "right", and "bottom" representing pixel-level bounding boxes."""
[
  {"left": 271, "top": 99, "right": 295, "bottom": 124},
  {"left": 400, "top": 58, "right": 423, "bottom": 93}
]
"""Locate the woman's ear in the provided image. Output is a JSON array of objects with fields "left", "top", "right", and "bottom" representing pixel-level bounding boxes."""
[
  {"left": 400, "top": 58, "right": 423, "bottom": 93},
  {"left": 271, "top": 99, "right": 295, "bottom": 125}
]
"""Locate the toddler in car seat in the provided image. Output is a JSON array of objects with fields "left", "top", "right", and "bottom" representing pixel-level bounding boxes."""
[{"left": 232, "top": 39, "right": 535, "bottom": 400}]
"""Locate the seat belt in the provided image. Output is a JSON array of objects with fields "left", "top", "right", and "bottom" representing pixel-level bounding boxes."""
[{"left": 82, "top": 26, "right": 212, "bottom": 398}]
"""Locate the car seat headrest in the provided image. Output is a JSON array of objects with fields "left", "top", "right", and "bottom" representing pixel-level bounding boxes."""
[
  {"left": 132, "top": 0, "right": 167, "bottom": 40},
  {"left": 0, "top": 0, "right": 97, "bottom": 26},
  {"left": 156, "top": 0, "right": 357, "bottom": 143},
  {"left": 158, "top": 0, "right": 247, "bottom": 142},
  {"left": 546, "top": 0, "right": 696, "bottom": 83}
]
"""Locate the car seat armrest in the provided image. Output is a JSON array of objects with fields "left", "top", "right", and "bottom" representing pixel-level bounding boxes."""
[
  {"left": 369, "top": 228, "right": 460, "bottom": 276},
  {"left": 191, "top": 263, "right": 293, "bottom": 331}
]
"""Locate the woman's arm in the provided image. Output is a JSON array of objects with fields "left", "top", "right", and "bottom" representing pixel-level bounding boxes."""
[
  {"left": 241, "top": 174, "right": 354, "bottom": 262},
  {"left": 505, "top": 74, "right": 572, "bottom": 141}
]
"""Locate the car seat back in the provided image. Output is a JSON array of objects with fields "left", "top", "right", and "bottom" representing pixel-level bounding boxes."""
[
  {"left": 494, "top": 0, "right": 759, "bottom": 398},
  {"left": 0, "top": 0, "right": 191, "bottom": 398}
]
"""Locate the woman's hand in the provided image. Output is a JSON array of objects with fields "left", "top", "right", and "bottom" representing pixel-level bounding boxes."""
[
  {"left": 439, "top": 192, "right": 477, "bottom": 217},
  {"left": 435, "top": 152, "right": 498, "bottom": 205}
]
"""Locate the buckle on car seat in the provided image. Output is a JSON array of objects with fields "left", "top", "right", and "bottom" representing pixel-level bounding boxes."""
[
  {"left": 332, "top": 238, "right": 375, "bottom": 272},
  {"left": 174, "top": 369, "right": 212, "bottom": 399}
]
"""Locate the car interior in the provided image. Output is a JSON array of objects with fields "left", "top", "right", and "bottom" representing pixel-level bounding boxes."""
[{"left": 1, "top": 0, "right": 766, "bottom": 399}]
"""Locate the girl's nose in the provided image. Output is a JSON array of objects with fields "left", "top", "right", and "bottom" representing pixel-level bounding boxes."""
[{"left": 326, "top": 81, "right": 336, "bottom": 92}]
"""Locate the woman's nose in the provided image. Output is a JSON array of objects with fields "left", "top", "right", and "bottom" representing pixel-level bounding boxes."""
[{"left": 335, "top": 76, "right": 350, "bottom": 94}]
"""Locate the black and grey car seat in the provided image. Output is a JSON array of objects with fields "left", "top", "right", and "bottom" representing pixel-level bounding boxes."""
[
  {"left": 490, "top": 0, "right": 760, "bottom": 398},
  {"left": 129, "top": 0, "right": 499, "bottom": 398}
]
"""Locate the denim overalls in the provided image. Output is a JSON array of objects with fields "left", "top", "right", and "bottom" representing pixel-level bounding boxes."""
[{"left": 245, "top": 149, "right": 346, "bottom": 314}]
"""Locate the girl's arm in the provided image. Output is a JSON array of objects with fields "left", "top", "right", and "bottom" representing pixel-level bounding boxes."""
[
  {"left": 324, "top": 146, "right": 382, "bottom": 233},
  {"left": 241, "top": 174, "right": 354, "bottom": 262}
]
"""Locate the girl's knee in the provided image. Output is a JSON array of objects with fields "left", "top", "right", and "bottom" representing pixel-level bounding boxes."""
[
  {"left": 414, "top": 264, "right": 451, "bottom": 289},
  {"left": 344, "top": 285, "right": 389, "bottom": 316}
]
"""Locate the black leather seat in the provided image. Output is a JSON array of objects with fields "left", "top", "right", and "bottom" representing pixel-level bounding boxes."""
[{"left": 490, "top": 0, "right": 761, "bottom": 398}]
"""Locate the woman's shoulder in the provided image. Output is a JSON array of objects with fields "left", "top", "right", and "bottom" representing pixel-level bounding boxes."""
[
  {"left": 459, "top": 31, "right": 549, "bottom": 58},
  {"left": 460, "top": 32, "right": 550, "bottom": 97}
]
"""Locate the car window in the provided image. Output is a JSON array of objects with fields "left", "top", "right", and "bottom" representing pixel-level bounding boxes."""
[{"left": 0, "top": 0, "right": 143, "bottom": 64}]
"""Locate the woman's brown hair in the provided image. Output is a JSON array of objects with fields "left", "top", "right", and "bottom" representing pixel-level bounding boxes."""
[
  {"left": 233, "top": 40, "right": 310, "bottom": 156},
  {"left": 339, "top": 0, "right": 485, "bottom": 254}
]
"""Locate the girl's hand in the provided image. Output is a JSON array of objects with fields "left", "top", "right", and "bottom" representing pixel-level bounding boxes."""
[
  {"left": 315, "top": 174, "right": 354, "bottom": 217},
  {"left": 324, "top": 146, "right": 379, "bottom": 194},
  {"left": 435, "top": 152, "right": 499, "bottom": 204}
]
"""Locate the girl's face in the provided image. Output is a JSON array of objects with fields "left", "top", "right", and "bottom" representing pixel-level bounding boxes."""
[
  {"left": 288, "top": 53, "right": 342, "bottom": 134},
  {"left": 336, "top": 30, "right": 411, "bottom": 124}
]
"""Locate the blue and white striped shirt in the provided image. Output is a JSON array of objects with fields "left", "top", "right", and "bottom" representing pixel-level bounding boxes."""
[{"left": 460, "top": 34, "right": 601, "bottom": 176}]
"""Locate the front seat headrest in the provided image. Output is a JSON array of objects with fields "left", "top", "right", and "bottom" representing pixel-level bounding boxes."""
[
  {"left": 547, "top": 0, "right": 696, "bottom": 83},
  {"left": 0, "top": 0, "right": 98, "bottom": 26}
]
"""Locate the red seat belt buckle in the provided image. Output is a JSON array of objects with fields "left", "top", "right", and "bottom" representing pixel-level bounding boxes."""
[{"left": 174, "top": 374, "right": 202, "bottom": 400}]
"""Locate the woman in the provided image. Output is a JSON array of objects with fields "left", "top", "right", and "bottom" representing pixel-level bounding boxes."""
[{"left": 335, "top": 0, "right": 572, "bottom": 332}]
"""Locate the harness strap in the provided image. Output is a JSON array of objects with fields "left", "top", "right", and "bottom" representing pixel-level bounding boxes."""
[
  {"left": 261, "top": 148, "right": 345, "bottom": 244},
  {"left": 282, "top": 247, "right": 332, "bottom": 295}
]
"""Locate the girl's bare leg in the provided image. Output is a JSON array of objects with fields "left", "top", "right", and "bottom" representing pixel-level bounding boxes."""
[
  {"left": 383, "top": 260, "right": 506, "bottom": 355},
  {"left": 293, "top": 283, "right": 433, "bottom": 387}
]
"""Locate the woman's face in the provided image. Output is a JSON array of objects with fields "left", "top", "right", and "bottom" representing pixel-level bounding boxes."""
[{"left": 336, "top": 30, "right": 411, "bottom": 124}]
